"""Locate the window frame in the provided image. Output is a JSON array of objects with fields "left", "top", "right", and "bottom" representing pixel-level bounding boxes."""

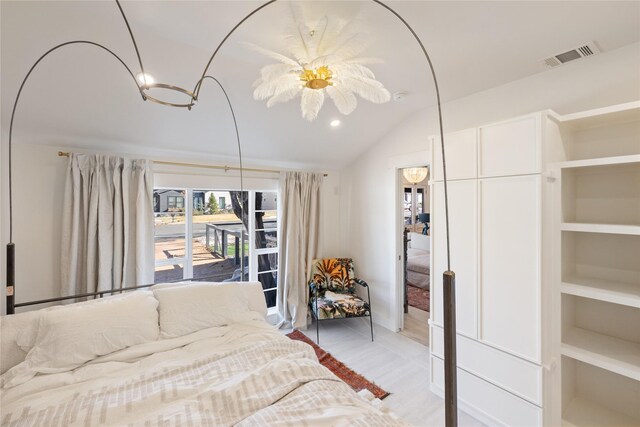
[{"left": 153, "top": 187, "right": 279, "bottom": 306}]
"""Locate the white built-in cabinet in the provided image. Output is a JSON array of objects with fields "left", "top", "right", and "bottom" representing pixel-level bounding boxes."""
[
  {"left": 479, "top": 174, "right": 541, "bottom": 363},
  {"left": 431, "top": 180, "right": 477, "bottom": 339},
  {"left": 429, "top": 101, "right": 640, "bottom": 427}
]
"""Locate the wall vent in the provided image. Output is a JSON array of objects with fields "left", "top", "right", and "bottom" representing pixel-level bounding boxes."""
[{"left": 543, "top": 41, "right": 601, "bottom": 68}]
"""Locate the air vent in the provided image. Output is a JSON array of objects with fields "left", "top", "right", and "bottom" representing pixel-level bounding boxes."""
[{"left": 543, "top": 41, "right": 601, "bottom": 68}]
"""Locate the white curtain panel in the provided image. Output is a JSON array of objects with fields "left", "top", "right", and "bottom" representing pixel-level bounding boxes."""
[
  {"left": 61, "top": 154, "right": 154, "bottom": 295},
  {"left": 277, "top": 171, "right": 323, "bottom": 330}
]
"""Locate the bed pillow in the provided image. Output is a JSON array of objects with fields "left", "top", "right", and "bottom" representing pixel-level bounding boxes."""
[
  {"left": 12, "top": 294, "right": 127, "bottom": 354},
  {"left": 0, "top": 311, "right": 39, "bottom": 374},
  {"left": 153, "top": 282, "right": 262, "bottom": 338},
  {"left": 1, "top": 303, "right": 71, "bottom": 374},
  {"left": 3, "top": 291, "right": 159, "bottom": 387}
]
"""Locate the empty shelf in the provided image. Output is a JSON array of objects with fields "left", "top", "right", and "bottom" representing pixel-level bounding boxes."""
[
  {"left": 562, "top": 327, "right": 640, "bottom": 381},
  {"left": 561, "top": 276, "right": 640, "bottom": 308},
  {"left": 561, "top": 223, "right": 640, "bottom": 235}
]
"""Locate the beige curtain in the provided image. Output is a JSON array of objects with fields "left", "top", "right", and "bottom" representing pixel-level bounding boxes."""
[
  {"left": 61, "top": 154, "right": 154, "bottom": 295},
  {"left": 277, "top": 171, "right": 323, "bottom": 330}
]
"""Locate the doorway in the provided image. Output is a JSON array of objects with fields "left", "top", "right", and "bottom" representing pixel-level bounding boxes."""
[{"left": 398, "top": 166, "right": 430, "bottom": 346}]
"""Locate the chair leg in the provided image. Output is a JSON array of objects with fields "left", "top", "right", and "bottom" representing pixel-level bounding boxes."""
[
  {"left": 316, "top": 316, "right": 320, "bottom": 344},
  {"left": 369, "top": 313, "right": 374, "bottom": 342}
]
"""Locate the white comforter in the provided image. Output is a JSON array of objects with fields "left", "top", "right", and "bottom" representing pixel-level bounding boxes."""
[{"left": 1, "top": 316, "right": 405, "bottom": 426}]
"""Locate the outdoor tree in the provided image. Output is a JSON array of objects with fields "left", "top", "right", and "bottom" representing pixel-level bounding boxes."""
[
  {"left": 208, "top": 193, "right": 219, "bottom": 214},
  {"left": 229, "top": 191, "right": 276, "bottom": 308}
]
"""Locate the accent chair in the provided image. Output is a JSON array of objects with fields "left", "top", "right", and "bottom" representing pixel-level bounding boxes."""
[{"left": 308, "top": 258, "right": 373, "bottom": 343}]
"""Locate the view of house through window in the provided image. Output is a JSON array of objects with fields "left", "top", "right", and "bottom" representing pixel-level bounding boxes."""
[{"left": 153, "top": 189, "right": 278, "bottom": 308}]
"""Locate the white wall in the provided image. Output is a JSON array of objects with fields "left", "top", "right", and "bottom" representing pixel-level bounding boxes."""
[
  {"left": 0, "top": 144, "right": 66, "bottom": 313},
  {"left": 0, "top": 144, "right": 339, "bottom": 314},
  {"left": 340, "top": 42, "right": 640, "bottom": 331}
]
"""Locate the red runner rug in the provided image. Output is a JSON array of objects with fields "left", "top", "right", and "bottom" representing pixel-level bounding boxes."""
[
  {"left": 407, "top": 285, "right": 430, "bottom": 312},
  {"left": 286, "top": 330, "right": 390, "bottom": 399}
]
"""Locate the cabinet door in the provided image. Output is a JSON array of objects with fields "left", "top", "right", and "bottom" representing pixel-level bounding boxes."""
[
  {"left": 432, "top": 180, "right": 477, "bottom": 338},
  {"left": 479, "top": 115, "right": 541, "bottom": 177},
  {"left": 479, "top": 175, "right": 541, "bottom": 362},
  {"left": 432, "top": 129, "right": 478, "bottom": 181}
]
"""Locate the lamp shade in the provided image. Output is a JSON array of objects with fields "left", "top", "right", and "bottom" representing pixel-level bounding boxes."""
[{"left": 403, "top": 167, "right": 429, "bottom": 184}]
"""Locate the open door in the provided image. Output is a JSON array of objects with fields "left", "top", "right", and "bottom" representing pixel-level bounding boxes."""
[{"left": 398, "top": 166, "right": 430, "bottom": 346}]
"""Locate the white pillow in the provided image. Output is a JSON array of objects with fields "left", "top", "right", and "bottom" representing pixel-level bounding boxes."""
[
  {"left": 0, "top": 311, "right": 39, "bottom": 374},
  {"left": 153, "top": 282, "right": 258, "bottom": 338},
  {"left": 13, "top": 296, "right": 121, "bottom": 353},
  {"left": 2, "top": 304, "right": 78, "bottom": 374},
  {"left": 3, "top": 291, "right": 159, "bottom": 387}
]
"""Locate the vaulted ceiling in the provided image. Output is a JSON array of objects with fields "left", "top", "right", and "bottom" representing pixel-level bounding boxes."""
[{"left": 2, "top": 1, "right": 639, "bottom": 169}]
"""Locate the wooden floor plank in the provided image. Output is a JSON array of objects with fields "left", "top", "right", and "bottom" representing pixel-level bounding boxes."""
[{"left": 289, "top": 318, "right": 485, "bottom": 427}]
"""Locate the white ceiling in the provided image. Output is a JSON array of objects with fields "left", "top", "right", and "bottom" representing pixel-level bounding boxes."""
[{"left": 2, "top": 1, "right": 639, "bottom": 169}]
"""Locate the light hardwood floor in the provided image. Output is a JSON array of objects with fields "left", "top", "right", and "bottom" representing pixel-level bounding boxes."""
[
  {"left": 400, "top": 306, "right": 429, "bottom": 346},
  {"left": 297, "top": 318, "right": 485, "bottom": 427}
]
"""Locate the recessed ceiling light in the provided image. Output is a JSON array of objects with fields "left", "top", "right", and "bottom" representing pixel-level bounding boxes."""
[
  {"left": 330, "top": 119, "right": 341, "bottom": 127},
  {"left": 393, "top": 91, "right": 408, "bottom": 101},
  {"left": 136, "top": 72, "right": 155, "bottom": 85}
]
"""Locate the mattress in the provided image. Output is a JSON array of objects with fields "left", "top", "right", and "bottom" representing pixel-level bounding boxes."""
[{"left": 0, "top": 316, "right": 407, "bottom": 426}]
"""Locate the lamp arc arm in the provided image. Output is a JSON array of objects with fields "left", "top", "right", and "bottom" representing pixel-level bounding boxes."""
[
  {"left": 194, "top": 75, "right": 247, "bottom": 275},
  {"left": 194, "top": 75, "right": 245, "bottom": 195},
  {"left": 7, "top": 40, "right": 144, "bottom": 243},
  {"left": 116, "top": 0, "right": 147, "bottom": 81},
  {"left": 371, "top": 0, "right": 451, "bottom": 271},
  {"left": 191, "top": 0, "right": 277, "bottom": 100}
]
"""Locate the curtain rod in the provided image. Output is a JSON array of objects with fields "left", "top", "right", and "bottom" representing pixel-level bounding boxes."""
[{"left": 57, "top": 151, "right": 328, "bottom": 177}]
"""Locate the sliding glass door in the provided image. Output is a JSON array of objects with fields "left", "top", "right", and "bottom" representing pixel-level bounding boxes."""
[{"left": 153, "top": 188, "right": 279, "bottom": 307}]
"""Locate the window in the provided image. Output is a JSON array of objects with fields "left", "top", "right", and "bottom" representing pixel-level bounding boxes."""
[
  {"left": 153, "top": 188, "right": 279, "bottom": 308},
  {"left": 153, "top": 189, "right": 187, "bottom": 282},
  {"left": 404, "top": 186, "right": 428, "bottom": 233}
]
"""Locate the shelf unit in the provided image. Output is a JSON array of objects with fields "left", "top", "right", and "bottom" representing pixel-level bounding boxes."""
[
  {"left": 560, "top": 223, "right": 640, "bottom": 235},
  {"left": 561, "top": 275, "right": 640, "bottom": 308},
  {"left": 555, "top": 102, "right": 640, "bottom": 427},
  {"left": 562, "top": 326, "right": 640, "bottom": 381}
]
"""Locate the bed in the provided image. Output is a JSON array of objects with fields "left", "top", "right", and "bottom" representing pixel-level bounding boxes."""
[
  {"left": 406, "top": 232, "right": 430, "bottom": 290},
  {"left": 0, "top": 282, "right": 406, "bottom": 426}
]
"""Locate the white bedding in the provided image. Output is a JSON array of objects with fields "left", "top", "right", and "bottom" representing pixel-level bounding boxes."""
[{"left": 1, "top": 313, "right": 406, "bottom": 426}]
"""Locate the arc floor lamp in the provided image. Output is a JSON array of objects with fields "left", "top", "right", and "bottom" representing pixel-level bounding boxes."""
[{"left": 4, "top": 1, "right": 458, "bottom": 425}]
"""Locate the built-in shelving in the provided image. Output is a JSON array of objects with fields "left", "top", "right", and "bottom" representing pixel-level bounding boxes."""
[
  {"left": 562, "top": 396, "right": 640, "bottom": 427},
  {"left": 562, "top": 327, "right": 640, "bottom": 381},
  {"left": 556, "top": 102, "right": 640, "bottom": 427},
  {"left": 558, "top": 154, "right": 640, "bottom": 169},
  {"left": 560, "top": 357, "right": 640, "bottom": 427},
  {"left": 556, "top": 101, "right": 640, "bottom": 131},
  {"left": 561, "top": 275, "right": 640, "bottom": 308},
  {"left": 560, "top": 223, "right": 640, "bottom": 235}
]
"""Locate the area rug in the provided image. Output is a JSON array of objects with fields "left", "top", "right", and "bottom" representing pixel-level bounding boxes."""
[
  {"left": 407, "top": 284, "right": 430, "bottom": 312},
  {"left": 286, "top": 330, "right": 390, "bottom": 399}
]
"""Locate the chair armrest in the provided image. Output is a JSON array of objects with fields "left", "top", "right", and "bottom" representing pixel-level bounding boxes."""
[
  {"left": 354, "top": 278, "right": 369, "bottom": 288},
  {"left": 309, "top": 281, "right": 319, "bottom": 297}
]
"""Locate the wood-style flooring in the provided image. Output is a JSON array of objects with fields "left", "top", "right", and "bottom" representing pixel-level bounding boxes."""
[
  {"left": 400, "top": 306, "right": 429, "bottom": 346},
  {"left": 298, "top": 318, "right": 485, "bottom": 427}
]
